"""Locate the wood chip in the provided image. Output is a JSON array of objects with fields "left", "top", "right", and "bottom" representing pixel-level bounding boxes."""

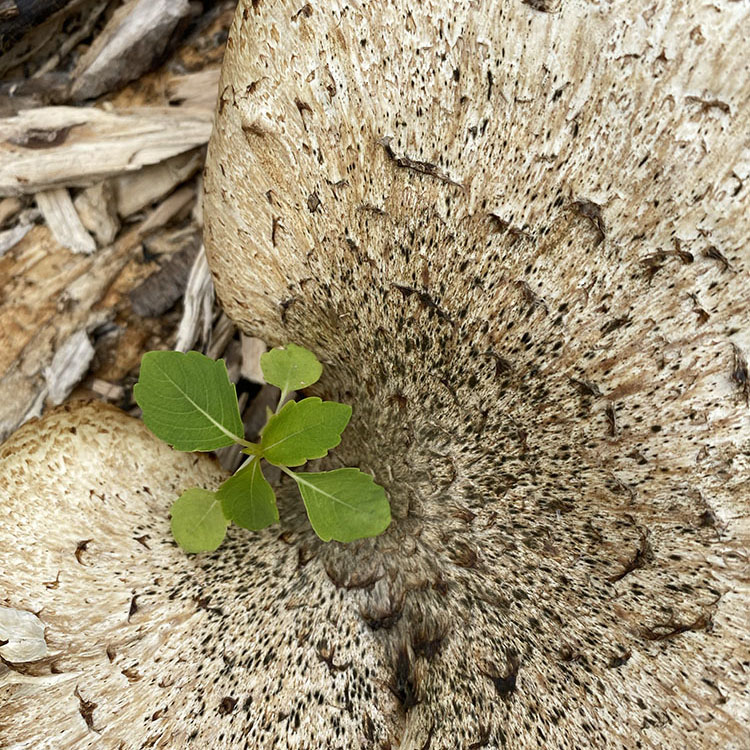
[
  {"left": 206, "top": 312, "right": 236, "bottom": 360},
  {"left": 142, "top": 225, "right": 200, "bottom": 258},
  {"left": 240, "top": 335, "right": 266, "bottom": 384},
  {"left": 35, "top": 187, "right": 96, "bottom": 254},
  {"left": 174, "top": 245, "right": 213, "bottom": 352},
  {"left": 0, "top": 106, "right": 213, "bottom": 196},
  {"left": 0, "top": 221, "right": 31, "bottom": 257},
  {"left": 0, "top": 195, "right": 21, "bottom": 226},
  {"left": 44, "top": 329, "right": 95, "bottom": 404},
  {"left": 137, "top": 184, "right": 195, "bottom": 236},
  {"left": 89, "top": 378, "right": 125, "bottom": 401},
  {"left": 0, "top": 1, "right": 20, "bottom": 24},
  {"left": 113, "top": 148, "right": 203, "bottom": 218},
  {"left": 166, "top": 67, "right": 221, "bottom": 111},
  {"left": 73, "top": 181, "right": 120, "bottom": 246},
  {"left": 70, "top": 0, "right": 192, "bottom": 102},
  {"left": 129, "top": 240, "right": 200, "bottom": 317}
]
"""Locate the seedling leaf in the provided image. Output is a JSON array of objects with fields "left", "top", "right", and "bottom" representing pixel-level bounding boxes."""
[
  {"left": 218, "top": 458, "right": 279, "bottom": 531},
  {"left": 170, "top": 488, "right": 228, "bottom": 553},
  {"left": 134, "top": 350, "right": 244, "bottom": 451},
  {"left": 290, "top": 468, "right": 391, "bottom": 542},
  {"left": 261, "top": 397, "right": 351, "bottom": 467},
  {"left": 260, "top": 343, "right": 323, "bottom": 394}
]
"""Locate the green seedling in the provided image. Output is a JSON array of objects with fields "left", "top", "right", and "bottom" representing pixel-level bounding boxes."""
[{"left": 134, "top": 344, "right": 391, "bottom": 552}]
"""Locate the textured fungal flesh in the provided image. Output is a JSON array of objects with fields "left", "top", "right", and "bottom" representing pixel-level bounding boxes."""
[{"left": 2, "top": 0, "right": 750, "bottom": 748}]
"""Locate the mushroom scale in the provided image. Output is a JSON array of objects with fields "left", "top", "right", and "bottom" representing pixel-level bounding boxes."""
[{"left": 1, "top": 0, "right": 749, "bottom": 748}]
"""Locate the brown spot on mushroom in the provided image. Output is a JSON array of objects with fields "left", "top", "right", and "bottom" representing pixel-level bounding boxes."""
[
  {"left": 731, "top": 344, "right": 749, "bottom": 405},
  {"left": 306, "top": 191, "right": 321, "bottom": 212},
  {"left": 74, "top": 687, "right": 97, "bottom": 731},
  {"left": 482, "top": 651, "right": 520, "bottom": 699},
  {"left": 74, "top": 539, "right": 93, "bottom": 565},
  {"left": 378, "top": 137, "right": 465, "bottom": 191},
  {"left": 218, "top": 697, "right": 237, "bottom": 716}
]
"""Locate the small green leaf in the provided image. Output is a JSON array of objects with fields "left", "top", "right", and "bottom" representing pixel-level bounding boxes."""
[
  {"left": 218, "top": 458, "right": 279, "bottom": 531},
  {"left": 290, "top": 468, "right": 391, "bottom": 542},
  {"left": 170, "top": 488, "right": 228, "bottom": 553},
  {"left": 134, "top": 350, "right": 244, "bottom": 451},
  {"left": 261, "top": 397, "right": 352, "bottom": 467},
  {"left": 260, "top": 343, "right": 323, "bottom": 394}
]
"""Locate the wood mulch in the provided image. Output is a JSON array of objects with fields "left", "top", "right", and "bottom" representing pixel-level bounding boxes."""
[{"left": 0, "top": 0, "right": 266, "bottom": 470}]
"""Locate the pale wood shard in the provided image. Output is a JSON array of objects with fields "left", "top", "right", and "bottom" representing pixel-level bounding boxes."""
[
  {"left": 0, "top": 2, "right": 20, "bottom": 24},
  {"left": 0, "top": 223, "right": 140, "bottom": 440},
  {"left": 0, "top": 220, "right": 31, "bottom": 256},
  {"left": 0, "top": 106, "right": 213, "bottom": 196},
  {"left": 174, "top": 245, "right": 213, "bottom": 353},
  {"left": 35, "top": 187, "right": 96, "bottom": 254},
  {"left": 165, "top": 67, "right": 222, "bottom": 112},
  {"left": 43, "top": 328, "right": 95, "bottom": 404},
  {"left": 89, "top": 378, "right": 124, "bottom": 402},
  {"left": 240, "top": 335, "right": 266, "bottom": 384},
  {"left": 205, "top": 312, "right": 236, "bottom": 360},
  {"left": 0, "top": 195, "right": 21, "bottom": 225},
  {"left": 31, "top": 0, "right": 110, "bottom": 80},
  {"left": 70, "top": 0, "right": 191, "bottom": 102},
  {"left": 73, "top": 181, "right": 120, "bottom": 246},
  {"left": 142, "top": 225, "right": 200, "bottom": 258},
  {"left": 136, "top": 183, "right": 195, "bottom": 235},
  {"left": 113, "top": 148, "right": 203, "bottom": 218}
]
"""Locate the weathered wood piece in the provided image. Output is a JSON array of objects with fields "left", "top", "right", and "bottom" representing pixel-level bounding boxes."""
[
  {"left": 34, "top": 187, "right": 96, "bottom": 253},
  {"left": 0, "top": 221, "right": 31, "bottom": 256},
  {"left": 129, "top": 240, "right": 200, "bottom": 317},
  {"left": 137, "top": 183, "right": 195, "bottom": 235},
  {"left": 0, "top": 106, "right": 213, "bottom": 196},
  {"left": 43, "top": 328, "right": 95, "bottom": 404},
  {"left": 240, "top": 335, "right": 266, "bottom": 384},
  {"left": 174, "top": 245, "right": 213, "bottom": 353},
  {"left": 0, "top": 192, "right": 206, "bottom": 440},
  {"left": 166, "top": 67, "right": 221, "bottom": 111},
  {"left": 0, "top": 196, "right": 22, "bottom": 225},
  {"left": 73, "top": 180, "right": 120, "bottom": 246},
  {"left": 70, "top": 0, "right": 192, "bottom": 102},
  {"left": 0, "top": 0, "right": 74, "bottom": 52},
  {"left": 113, "top": 149, "right": 203, "bottom": 218}
]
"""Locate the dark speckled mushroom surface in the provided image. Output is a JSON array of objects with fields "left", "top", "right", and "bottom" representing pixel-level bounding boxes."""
[{"left": 4, "top": 0, "right": 750, "bottom": 747}]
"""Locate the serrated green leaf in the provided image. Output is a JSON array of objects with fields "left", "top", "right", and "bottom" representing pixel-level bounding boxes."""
[
  {"left": 290, "top": 468, "right": 391, "bottom": 542},
  {"left": 134, "top": 350, "right": 244, "bottom": 451},
  {"left": 218, "top": 458, "right": 279, "bottom": 531},
  {"left": 260, "top": 343, "right": 322, "bottom": 394},
  {"left": 170, "top": 488, "right": 228, "bottom": 553},
  {"left": 261, "top": 397, "right": 351, "bottom": 467}
]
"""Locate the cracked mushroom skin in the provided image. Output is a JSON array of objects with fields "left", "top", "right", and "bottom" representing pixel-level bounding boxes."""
[{"left": 1, "top": 1, "right": 749, "bottom": 749}]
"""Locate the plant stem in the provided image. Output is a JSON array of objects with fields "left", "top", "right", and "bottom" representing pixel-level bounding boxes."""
[{"left": 276, "top": 389, "right": 289, "bottom": 414}]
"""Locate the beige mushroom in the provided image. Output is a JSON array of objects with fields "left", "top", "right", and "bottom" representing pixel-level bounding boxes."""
[{"left": 3, "top": 0, "right": 750, "bottom": 747}]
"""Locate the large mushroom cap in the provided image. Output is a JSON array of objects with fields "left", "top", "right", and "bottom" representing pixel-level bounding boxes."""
[
  {"left": 1, "top": 402, "right": 403, "bottom": 747},
  {"left": 203, "top": 0, "right": 750, "bottom": 746},
  {"left": 3, "top": 0, "right": 750, "bottom": 747}
]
